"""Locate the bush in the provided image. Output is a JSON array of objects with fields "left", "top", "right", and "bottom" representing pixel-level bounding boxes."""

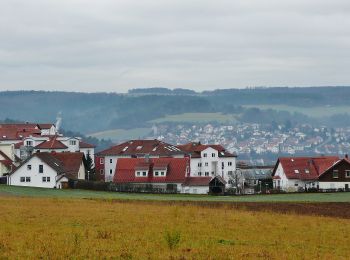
[{"left": 164, "top": 230, "right": 181, "bottom": 250}]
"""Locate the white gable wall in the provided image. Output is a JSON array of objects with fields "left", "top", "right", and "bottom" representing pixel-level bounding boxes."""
[{"left": 8, "top": 156, "right": 59, "bottom": 188}]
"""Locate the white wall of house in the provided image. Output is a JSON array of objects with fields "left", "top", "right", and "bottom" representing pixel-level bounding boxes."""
[
  {"left": 181, "top": 186, "right": 209, "bottom": 194},
  {"left": 189, "top": 147, "right": 236, "bottom": 186},
  {"left": 319, "top": 182, "right": 350, "bottom": 189},
  {"left": 8, "top": 156, "right": 59, "bottom": 188},
  {"left": 77, "top": 162, "right": 85, "bottom": 180}
]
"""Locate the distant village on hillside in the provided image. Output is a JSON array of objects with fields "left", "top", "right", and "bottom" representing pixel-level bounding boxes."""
[{"left": 1, "top": 122, "right": 350, "bottom": 194}]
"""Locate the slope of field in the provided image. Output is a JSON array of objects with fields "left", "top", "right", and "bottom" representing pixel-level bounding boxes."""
[
  {"left": 149, "top": 112, "right": 237, "bottom": 123},
  {"left": 0, "top": 197, "right": 349, "bottom": 259},
  {"left": 88, "top": 127, "right": 151, "bottom": 141},
  {"left": 1, "top": 185, "right": 350, "bottom": 203}
]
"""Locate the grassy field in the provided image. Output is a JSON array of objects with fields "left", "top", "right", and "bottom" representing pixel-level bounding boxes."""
[
  {"left": 0, "top": 196, "right": 349, "bottom": 259},
  {"left": 1, "top": 185, "right": 350, "bottom": 202},
  {"left": 149, "top": 112, "right": 237, "bottom": 124},
  {"left": 243, "top": 104, "right": 350, "bottom": 118},
  {"left": 88, "top": 127, "right": 151, "bottom": 142}
]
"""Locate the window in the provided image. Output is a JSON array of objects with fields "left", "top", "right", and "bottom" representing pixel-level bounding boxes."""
[
  {"left": 109, "top": 169, "right": 113, "bottom": 174},
  {"left": 294, "top": 169, "right": 299, "bottom": 174},
  {"left": 198, "top": 163, "right": 202, "bottom": 167},
  {"left": 205, "top": 162, "right": 208, "bottom": 166},
  {"left": 160, "top": 171, "right": 165, "bottom": 176},
  {"left": 295, "top": 183, "right": 298, "bottom": 186},
  {"left": 20, "top": 177, "right": 25, "bottom": 182},
  {"left": 205, "top": 172, "right": 209, "bottom": 176},
  {"left": 69, "top": 140, "right": 77, "bottom": 145},
  {"left": 142, "top": 171, "right": 147, "bottom": 176},
  {"left": 221, "top": 162, "right": 224, "bottom": 169},
  {"left": 47, "top": 177, "right": 50, "bottom": 182},
  {"left": 212, "top": 153, "right": 215, "bottom": 157},
  {"left": 305, "top": 169, "right": 310, "bottom": 174},
  {"left": 110, "top": 159, "right": 113, "bottom": 164},
  {"left": 333, "top": 170, "right": 339, "bottom": 178},
  {"left": 346, "top": 170, "right": 350, "bottom": 178},
  {"left": 27, "top": 165, "right": 32, "bottom": 170},
  {"left": 198, "top": 172, "right": 202, "bottom": 176},
  {"left": 203, "top": 153, "right": 207, "bottom": 157},
  {"left": 26, "top": 140, "right": 33, "bottom": 146},
  {"left": 100, "top": 169, "right": 104, "bottom": 175},
  {"left": 25, "top": 177, "right": 31, "bottom": 182},
  {"left": 136, "top": 146, "right": 142, "bottom": 150},
  {"left": 228, "top": 171, "right": 233, "bottom": 176},
  {"left": 100, "top": 158, "right": 104, "bottom": 164},
  {"left": 211, "top": 171, "right": 215, "bottom": 176},
  {"left": 155, "top": 171, "right": 159, "bottom": 176},
  {"left": 136, "top": 171, "right": 141, "bottom": 177},
  {"left": 228, "top": 162, "right": 233, "bottom": 166},
  {"left": 39, "top": 165, "right": 43, "bottom": 173}
]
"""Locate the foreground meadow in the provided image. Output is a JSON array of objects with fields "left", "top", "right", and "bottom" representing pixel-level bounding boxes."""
[{"left": 0, "top": 197, "right": 350, "bottom": 259}]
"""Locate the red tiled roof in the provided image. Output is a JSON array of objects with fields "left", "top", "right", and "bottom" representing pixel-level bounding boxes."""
[
  {"left": 0, "top": 123, "right": 55, "bottom": 141},
  {"left": 35, "top": 137, "right": 68, "bottom": 149},
  {"left": 14, "top": 141, "right": 24, "bottom": 149},
  {"left": 50, "top": 152, "right": 84, "bottom": 177},
  {"left": 98, "top": 139, "right": 184, "bottom": 157},
  {"left": 79, "top": 141, "right": 95, "bottom": 148},
  {"left": 273, "top": 156, "right": 339, "bottom": 180},
  {"left": 182, "top": 177, "right": 212, "bottom": 186},
  {"left": 177, "top": 142, "right": 236, "bottom": 158},
  {"left": 114, "top": 157, "right": 189, "bottom": 183},
  {"left": 0, "top": 150, "right": 13, "bottom": 169}
]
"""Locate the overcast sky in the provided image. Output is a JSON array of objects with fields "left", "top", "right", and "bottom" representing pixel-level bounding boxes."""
[{"left": 0, "top": 0, "right": 349, "bottom": 93}]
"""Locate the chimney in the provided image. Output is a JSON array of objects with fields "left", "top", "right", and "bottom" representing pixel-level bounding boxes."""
[{"left": 345, "top": 154, "right": 348, "bottom": 159}]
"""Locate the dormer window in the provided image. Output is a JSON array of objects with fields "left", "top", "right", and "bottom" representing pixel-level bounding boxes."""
[
  {"left": 135, "top": 170, "right": 148, "bottom": 177},
  {"left": 294, "top": 169, "right": 299, "bottom": 174},
  {"left": 153, "top": 169, "right": 167, "bottom": 177},
  {"left": 136, "top": 146, "right": 143, "bottom": 150},
  {"left": 122, "top": 146, "right": 128, "bottom": 152},
  {"left": 26, "top": 141, "right": 33, "bottom": 146},
  {"left": 69, "top": 140, "right": 77, "bottom": 145}
]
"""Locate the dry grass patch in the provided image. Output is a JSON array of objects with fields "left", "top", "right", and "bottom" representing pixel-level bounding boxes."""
[{"left": 0, "top": 197, "right": 349, "bottom": 259}]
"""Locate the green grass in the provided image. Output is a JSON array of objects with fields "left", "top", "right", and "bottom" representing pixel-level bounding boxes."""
[
  {"left": 88, "top": 127, "right": 151, "bottom": 141},
  {"left": 150, "top": 112, "right": 237, "bottom": 123},
  {"left": 243, "top": 104, "right": 350, "bottom": 118},
  {"left": 1, "top": 185, "right": 349, "bottom": 202}
]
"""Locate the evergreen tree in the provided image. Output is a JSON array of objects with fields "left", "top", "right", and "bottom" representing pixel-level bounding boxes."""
[{"left": 84, "top": 152, "right": 96, "bottom": 181}]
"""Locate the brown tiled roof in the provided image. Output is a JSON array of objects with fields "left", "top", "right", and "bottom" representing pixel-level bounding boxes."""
[
  {"left": 79, "top": 141, "right": 95, "bottom": 148},
  {"left": 98, "top": 139, "right": 184, "bottom": 157},
  {"left": 177, "top": 142, "right": 236, "bottom": 158},
  {"left": 35, "top": 136, "right": 68, "bottom": 149}
]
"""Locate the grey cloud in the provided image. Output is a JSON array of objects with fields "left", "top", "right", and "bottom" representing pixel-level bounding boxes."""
[{"left": 0, "top": 0, "right": 350, "bottom": 92}]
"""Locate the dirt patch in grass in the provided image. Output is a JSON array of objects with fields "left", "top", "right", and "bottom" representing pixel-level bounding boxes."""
[{"left": 96, "top": 199, "right": 350, "bottom": 219}]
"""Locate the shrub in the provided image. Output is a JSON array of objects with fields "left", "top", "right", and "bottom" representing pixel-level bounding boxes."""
[{"left": 164, "top": 230, "right": 181, "bottom": 250}]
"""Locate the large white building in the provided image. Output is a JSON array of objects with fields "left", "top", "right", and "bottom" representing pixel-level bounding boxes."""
[
  {"left": 97, "top": 139, "right": 185, "bottom": 182},
  {"left": 177, "top": 142, "right": 237, "bottom": 188}
]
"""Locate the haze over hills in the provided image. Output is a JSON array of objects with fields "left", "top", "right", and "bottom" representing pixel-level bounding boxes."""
[{"left": 1, "top": 86, "right": 350, "bottom": 137}]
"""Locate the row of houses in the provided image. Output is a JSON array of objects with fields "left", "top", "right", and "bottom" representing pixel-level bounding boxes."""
[{"left": 1, "top": 122, "right": 350, "bottom": 194}]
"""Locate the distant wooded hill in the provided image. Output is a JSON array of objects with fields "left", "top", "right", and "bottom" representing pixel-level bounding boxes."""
[{"left": 1, "top": 87, "right": 350, "bottom": 134}]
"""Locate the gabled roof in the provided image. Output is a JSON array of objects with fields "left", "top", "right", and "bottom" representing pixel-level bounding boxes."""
[
  {"left": 35, "top": 136, "right": 68, "bottom": 150},
  {"left": 0, "top": 123, "right": 55, "bottom": 141},
  {"left": 318, "top": 158, "right": 350, "bottom": 178},
  {"left": 273, "top": 156, "right": 339, "bottom": 180},
  {"left": 98, "top": 139, "right": 184, "bottom": 157},
  {"left": 114, "top": 157, "right": 189, "bottom": 183},
  {"left": 182, "top": 177, "right": 212, "bottom": 186},
  {"left": 177, "top": 142, "right": 237, "bottom": 158},
  {"left": 11, "top": 152, "right": 84, "bottom": 180},
  {"left": 79, "top": 141, "right": 95, "bottom": 148}
]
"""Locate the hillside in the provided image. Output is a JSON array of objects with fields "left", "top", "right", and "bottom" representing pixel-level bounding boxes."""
[{"left": 1, "top": 87, "right": 350, "bottom": 135}]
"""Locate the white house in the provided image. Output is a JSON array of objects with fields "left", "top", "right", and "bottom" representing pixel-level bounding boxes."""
[
  {"left": 8, "top": 152, "right": 86, "bottom": 189},
  {"left": 272, "top": 156, "right": 341, "bottom": 192},
  {"left": 177, "top": 142, "right": 237, "bottom": 188}
]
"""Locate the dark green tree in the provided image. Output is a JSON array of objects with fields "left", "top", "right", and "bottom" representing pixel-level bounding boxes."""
[{"left": 84, "top": 152, "right": 96, "bottom": 181}]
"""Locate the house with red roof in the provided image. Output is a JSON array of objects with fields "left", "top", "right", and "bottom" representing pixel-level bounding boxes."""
[
  {"left": 113, "top": 157, "right": 226, "bottom": 194},
  {"left": 8, "top": 152, "right": 86, "bottom": 188},
  {"left": 272, "top": 156, "right": 345, "bottom": 191},
  {"left": 177, "top": 142, "right": 237, "bottom": 188},
  {"left": 97, "top": 139, "right": 185, "bottom": 182}
]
